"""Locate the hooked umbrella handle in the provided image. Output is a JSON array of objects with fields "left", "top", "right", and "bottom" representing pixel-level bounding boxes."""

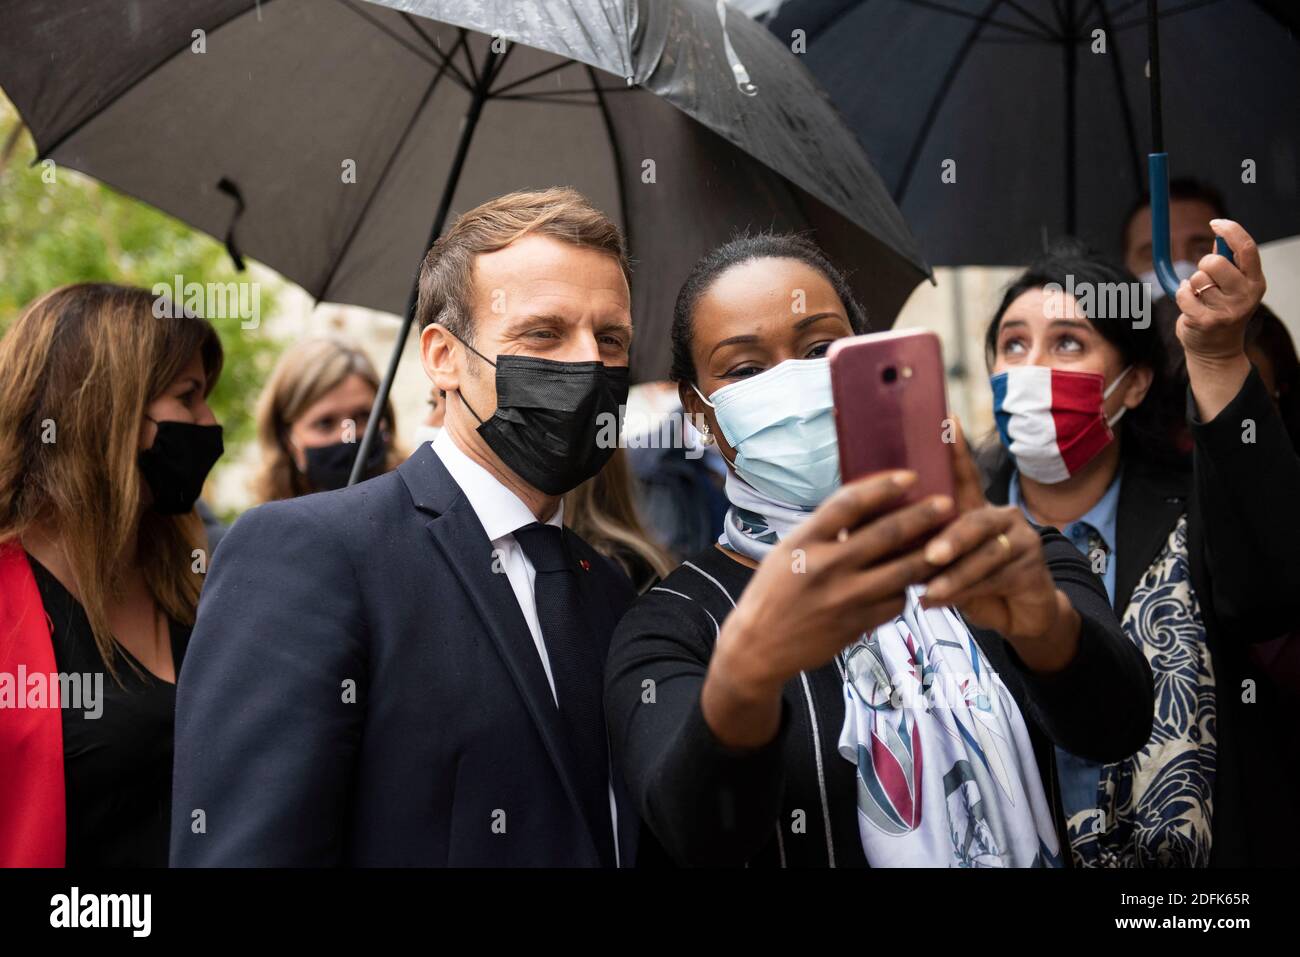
[
  {"left": 216, "top": 177, "right": 247, "bottom": 272},
  {"left": 1149, "top": 153, "right": 1234, "bottom": 302}
]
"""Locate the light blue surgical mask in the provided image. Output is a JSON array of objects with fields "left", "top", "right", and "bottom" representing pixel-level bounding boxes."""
[{"left": 693, "top": 357, "right": 840, "bottom": 508}]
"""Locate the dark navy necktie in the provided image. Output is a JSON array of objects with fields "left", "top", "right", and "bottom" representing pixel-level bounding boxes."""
[{"left": 512, "top": 522, "right": 615, "bottom": 865}]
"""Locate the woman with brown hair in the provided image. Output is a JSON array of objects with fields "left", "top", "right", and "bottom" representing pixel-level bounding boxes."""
[
  {"left": 0, "top": 282, "right": 224, "bottom": 867},
  {"left": 979, "top": 229, "right": 1300, "bottom": 866},
  {"left": 251, "top": 336, "right": 402, "bottom": 502},
  {"left": 564, "top": 449, "right": 674, "bottom": 593}
]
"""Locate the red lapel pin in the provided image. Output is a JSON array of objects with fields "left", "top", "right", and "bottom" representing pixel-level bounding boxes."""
[{"left": 579, "top": 559, "right": 591, "bottom": 572}]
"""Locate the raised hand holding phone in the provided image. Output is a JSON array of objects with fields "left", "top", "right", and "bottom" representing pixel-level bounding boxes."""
[
  {"left": 919, "top": 418, "right": 1080, "bottom": 673},
  {"left": 703, "top": 470, "right": 956, "bottom": 748}
]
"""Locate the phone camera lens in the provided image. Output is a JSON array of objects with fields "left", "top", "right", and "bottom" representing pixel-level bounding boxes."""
[{"left": 882, "top": 366, "right": 898, "bottom": 384}]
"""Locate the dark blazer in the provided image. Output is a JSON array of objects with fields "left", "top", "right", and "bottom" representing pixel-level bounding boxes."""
[
  {"left": 170, "top": 444, "right": 638, "bottom": 867},
  {"left": 984, "top": 368, "right": 1300, "bottom": 866}
]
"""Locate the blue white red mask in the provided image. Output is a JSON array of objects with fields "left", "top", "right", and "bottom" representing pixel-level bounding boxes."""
[{"left": 991, "top": 365, "right": 1131, "bottom": 484}]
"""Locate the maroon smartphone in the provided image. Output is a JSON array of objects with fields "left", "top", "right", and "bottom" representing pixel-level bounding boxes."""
[{"left": 828, "top": 329, "right": 956, "bottom": 509}]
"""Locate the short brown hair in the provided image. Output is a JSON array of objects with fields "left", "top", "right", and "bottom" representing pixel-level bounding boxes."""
[{"left": 415, "top": 187, "right": 630, "bottom": 339}]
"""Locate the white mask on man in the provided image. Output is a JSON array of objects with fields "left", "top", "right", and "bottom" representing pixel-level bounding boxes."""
[{"left": 1137, "top": 260, "right": 1197, "bottom": 301}]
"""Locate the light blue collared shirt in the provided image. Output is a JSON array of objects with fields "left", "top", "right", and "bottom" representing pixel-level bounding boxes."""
[
  {"left": 1009, "top": 469, "right": 1121, "bottom": 604},
  {"left": 1009, "top": 468, "right": 1123, "bottom": 825}
]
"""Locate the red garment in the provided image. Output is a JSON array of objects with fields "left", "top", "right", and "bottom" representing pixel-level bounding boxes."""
[{"left": 0, "top": 543, "right": 65, "bottom": 866}]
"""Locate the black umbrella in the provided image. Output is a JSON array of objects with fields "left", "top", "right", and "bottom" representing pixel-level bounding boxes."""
[
  {"left": 761, "top": 0, "right": 1300, "bottom": 266},
  {"left": 0, "top": 0, "right": 930, "bottom": 484}
]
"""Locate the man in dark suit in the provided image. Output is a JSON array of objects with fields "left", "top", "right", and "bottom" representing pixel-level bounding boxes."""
[{"left": 171, "top": 188, "right": 638, "bottom": 866}]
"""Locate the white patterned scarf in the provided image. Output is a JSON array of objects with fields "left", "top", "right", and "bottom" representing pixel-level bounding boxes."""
[{"left": 720, "top": 473, "right": 1063, "bottom": 867}]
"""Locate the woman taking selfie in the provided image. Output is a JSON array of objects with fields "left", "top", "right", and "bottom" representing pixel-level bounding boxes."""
[
  {"left": 981, "top": 225, "right": 1300, "bottom": 867},
  {"left": 0, "top": 283, "right": 224, "bottom": 866},
  {"left": 252, "top": 336, "right": 401, "bottom": 502},
  {"left": 604, "top": 234, "right": 1153, "bottom": 868}
]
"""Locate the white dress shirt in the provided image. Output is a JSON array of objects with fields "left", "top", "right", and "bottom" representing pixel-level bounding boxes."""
[
  {"left": 431, "top": 429, "right": 619, "bottom": 862},
  {"left": 434, "top": 429, "right": 564, "bottom": 700}
]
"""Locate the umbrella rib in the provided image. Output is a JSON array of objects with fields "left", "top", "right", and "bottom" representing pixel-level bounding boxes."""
[
  {"left": 890, "top": 0, "right": 1050, "bottom": 40},
  {"left": 1001, "top": 0, "right": 1063, "bottom": 37},
  {"left": 315, "top": 59, "right": 453, "bottom": 305},
  {"left": 1111, "top": 0, "right": 1228, "bottom": 30},
  {"left": 485, "top": 39, "right": 516, "bottom": 88},
  {"left": 493, "top": 79, "right": 639, "bottom": 102},
  {"left": 893, "top": 0, "right": 1010, "bottom": 205},
  {"left": 499, "top": 84, "right": 640, "bottom": 96},
  {"left": 399, "top": 11, "right": 472, "bottom": 90},
  {"left": 490, "top": 59, "right": 581, "bottom": 97},
  {"left": 35, "top": 0, "right": 282, "bottom": 161},
  {"left": 490, "top": 94, "right": 599, "bottom": 106},
  {"left": 460, "top": 28, "right": 478, "bottom": 80},
  {"left": 332, "top": 0, "right": 465, "bottom": 84}
]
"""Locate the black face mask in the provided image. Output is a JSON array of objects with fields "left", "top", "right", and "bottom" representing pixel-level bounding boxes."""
[
  {"left": 301, "top": 434, "right": 388, "bottom": 492},
  {"left": 454, "top": 336, "right": 629, "bottom": 496},
  {"left": 138, "top": 419, "right": 225, "bottom": 515}
]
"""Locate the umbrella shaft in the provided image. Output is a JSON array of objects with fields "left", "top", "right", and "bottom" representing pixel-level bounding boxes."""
[
  {"left": 348, "top": 42, "right": 501, "bottom": 487},
  {"left": 1148, "top": 0, "right": 1164, "bottom": 153},
  {"left": 1064, "top": 0, "right": 1077, "bottom": 236}
]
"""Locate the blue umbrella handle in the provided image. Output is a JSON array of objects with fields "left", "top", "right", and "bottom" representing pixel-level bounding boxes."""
[{"left": 1148, "top": 152, "right": 1234, "bottom": 300}]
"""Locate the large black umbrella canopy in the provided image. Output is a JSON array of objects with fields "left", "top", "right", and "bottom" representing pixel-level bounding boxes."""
[
  {"left": 762, "top": 0, "right": 1300, "bottom": 266},
  {"left": 0, "top": 0, "right": 929, "bottom": 387}
]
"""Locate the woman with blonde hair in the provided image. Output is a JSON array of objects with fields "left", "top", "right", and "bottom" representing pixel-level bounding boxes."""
[
  {"left": 0, "top": 283, "right": 224, "bottom": 867},
  {"left": 252, "top": 336, "right": 402, "bottom": 502},
  {"left": 564, "top": 449, "right": 674, "bottom": 593}
]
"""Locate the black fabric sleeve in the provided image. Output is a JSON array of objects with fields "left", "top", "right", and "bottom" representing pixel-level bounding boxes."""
[
  {"left": 992, "top": 528, "right": 1155, "bottom": 763},
  {"left": 170, "top": 498, "right": 368, "bottom": 866},
  {"left": 604, "top": 589, "right": 792, "bottom": 866},
  {"left": 1187, "top": 366, "right": 1300, "bottom": 640}
]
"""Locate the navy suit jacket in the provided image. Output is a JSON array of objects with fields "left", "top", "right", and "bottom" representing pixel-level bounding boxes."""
[{"left": 170, "top": 444, "right": 638, "bottom": 866}]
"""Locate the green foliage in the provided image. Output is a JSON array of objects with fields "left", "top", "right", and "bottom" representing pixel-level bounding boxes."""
[{"left": 0, "top": 93, "right": 282, "bottom": 454}]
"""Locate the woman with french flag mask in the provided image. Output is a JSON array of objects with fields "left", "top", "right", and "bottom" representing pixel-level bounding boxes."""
[{"left": 981, "top": 223, "right": 1300, "bottom": 868}]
